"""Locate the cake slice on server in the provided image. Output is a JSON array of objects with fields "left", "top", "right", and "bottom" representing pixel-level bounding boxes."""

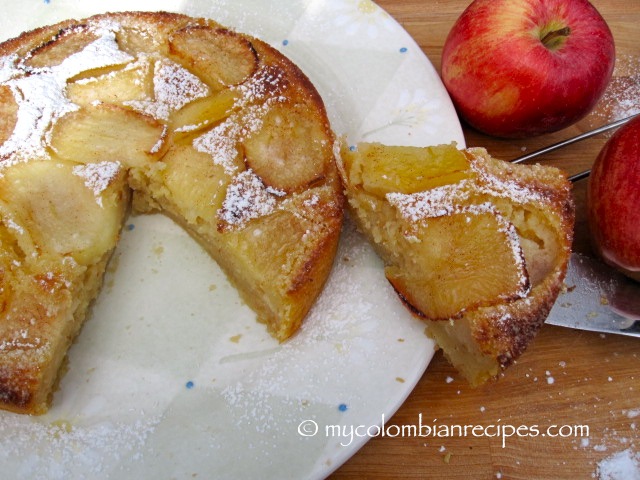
[{"left": 337, "top": 141, "right": 574, "bottom": 385}]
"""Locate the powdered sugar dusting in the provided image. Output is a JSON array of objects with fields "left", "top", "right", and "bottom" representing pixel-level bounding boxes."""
[
  {"left": 193, "top": 111, "right": 257, "bottom": 175},
  {"left": 192, "top": 103, "right": 270, "bottom": 175},
  {"left": 219, "top": 169, "right": 284, "bottom": 228},
  {"left": 593, "top": 54, "right": 640, "bottom": 124},
  {"left": 193, "top": 65, "right": 287, "bottom": 176},
  {"left": 0, "top": 327, "right": 44, "bottom": 352},
  {"left": 4, "top": 216, "right": 24, "bottom": 235},
  {"left": 385, "top": 151, "right": 548, "bottom": 224},
  {"left": 55, "top": 28, "right": 133, "bottom": 80},
  {"left": 126, "top": 57, "right": 210, "bottom": 120},
  {"left": 0, "top": 28, "right": 133, "bottom": 163},
  {"left": 0, "top": 71, "right": 76, "bottom": 162},
  {"left": 468, "top": 155, "right": 548, "bottom": 206},
  {"left": 0, "top": 413, "right": 160, "bottom": 479},
  {"left": 232, "top": 64, "right": 287, "bottom": 103},
  {"left": 72, "top": 161, "right": 121, "bottom": 207},
  {"left": 0, "top": 55, "right": 19, "bottom": 83},
  {"left": 386, "top": 181, "right": 472, "bottom": 221}
]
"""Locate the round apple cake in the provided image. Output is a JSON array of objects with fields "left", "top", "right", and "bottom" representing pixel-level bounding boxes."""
[{"left": 0, "top": 11, "right": 343, "bottom": 414}]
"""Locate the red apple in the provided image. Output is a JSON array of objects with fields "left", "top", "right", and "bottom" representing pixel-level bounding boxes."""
[
  {"left": 587, "top": 115, "right": 640, "bottom": 282},
  {"left": 441, "top": 0, "right": 615, "bottom": 138}
]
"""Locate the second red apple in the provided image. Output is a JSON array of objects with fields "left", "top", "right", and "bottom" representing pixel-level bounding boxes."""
[{"left": 588, "top": 116, "right": 640, "bottom": 282}]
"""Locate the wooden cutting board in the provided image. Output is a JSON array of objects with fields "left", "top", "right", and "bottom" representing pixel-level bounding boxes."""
[{"left": 330, "top": 1, "right": 640, "bottom": 478}]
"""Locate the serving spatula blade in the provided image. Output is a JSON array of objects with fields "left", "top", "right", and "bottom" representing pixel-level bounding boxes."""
[{"left": 546, "top": 252, "right": 640, "bottom": 337}]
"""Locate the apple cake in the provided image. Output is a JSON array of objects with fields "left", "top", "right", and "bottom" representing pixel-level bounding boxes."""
[
  {"left": 337, "top": 141, "right": 574, "bottom": 385},
  {"left": 0, "top": 11, "right": 343, "bottom": 414}
]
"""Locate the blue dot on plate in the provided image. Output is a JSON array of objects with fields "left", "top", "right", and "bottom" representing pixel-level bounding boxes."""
[
  {"left": 186, "top": 380, "right": 195, "bottom": 389},
  {"left": 399, "top": 47, "right": 408, "bottom": 53},
  {"left": 338, "top": 403, "right": 348, "bottom": 412},
  {"left": 282, "top": 39, "right": 289, "bottom": 46},
  {"left": 126, "top": 224, "right": 135, "bottom": 231}
]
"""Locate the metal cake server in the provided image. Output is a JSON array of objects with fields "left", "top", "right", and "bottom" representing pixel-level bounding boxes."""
[
  {"left": 546, "top": 253, "right": 640, "bottom": 337},
  {"left": 509, "top": 113, "right": 640, "bottom": 337}
]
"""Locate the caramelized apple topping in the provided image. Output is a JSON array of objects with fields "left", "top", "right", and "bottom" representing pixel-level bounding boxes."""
[
  {"left": 170, "top": 88, "right": 240, "bottom": 139},
  {"left": 23, "top": 25, "right": 98, "bottom": 69},
  {"left": 385, "top": 204, "right": 530, "bottom": 320},
  {"left": 0, "top": 160, "right": 126, "bottom": 265},
  {"left": 49, "top": 104, "right": 168, "bottom": 168},
  {"left": 243, "top": 104, "right": 330, "bottom": 192},
  {"left": 343, "top": 142, "right": 474, "bottom": 196},
  {"left": 168, "top": 26, "right": 258, "bottom": 90},
  {"left": 66, "top": 58, "right": 154, "bottom": 107}
]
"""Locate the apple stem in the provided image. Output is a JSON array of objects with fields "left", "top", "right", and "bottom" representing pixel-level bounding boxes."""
[{"left": 541, "top": 26, "right": 571, "bottom": 49}]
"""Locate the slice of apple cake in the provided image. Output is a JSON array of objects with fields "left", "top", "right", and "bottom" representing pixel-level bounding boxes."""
[
  {"left": 337, "top": 141, "right": 574, "bottom": 385},
  {"left": 0, "top": 11, "right": 343, "bottom": 414}
]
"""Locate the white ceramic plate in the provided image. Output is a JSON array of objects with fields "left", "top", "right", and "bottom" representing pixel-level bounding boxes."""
[{"left": 0, "top": 1, "right": 464, "bottom": 478}]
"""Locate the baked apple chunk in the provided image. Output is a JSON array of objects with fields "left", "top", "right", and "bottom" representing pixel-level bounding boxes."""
[
  {"left": 385, "top": 205, "right": 531, "bottom": 321},
  {"left": 338, "top": 141, "right": 574, "bottom": 385},
  {"left": 49, "top": 104, "right": 169, "bottom": 168},
  {"left": 168, "top": 25, "right": 258, "bottom": 90}
]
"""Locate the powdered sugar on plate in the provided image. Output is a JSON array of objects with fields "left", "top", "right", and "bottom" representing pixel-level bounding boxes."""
[{"left": 0, "top": 413, "right": 161, "bottom": 480}]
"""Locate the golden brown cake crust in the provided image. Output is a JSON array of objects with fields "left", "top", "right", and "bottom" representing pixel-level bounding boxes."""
[{"left": 0, "top": 11, "right": 343, "bottom": 414}]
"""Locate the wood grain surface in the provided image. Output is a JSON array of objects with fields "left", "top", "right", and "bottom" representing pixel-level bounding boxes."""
[{"left": 330, "top": 1, "right": 640, "bottom": 479}]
